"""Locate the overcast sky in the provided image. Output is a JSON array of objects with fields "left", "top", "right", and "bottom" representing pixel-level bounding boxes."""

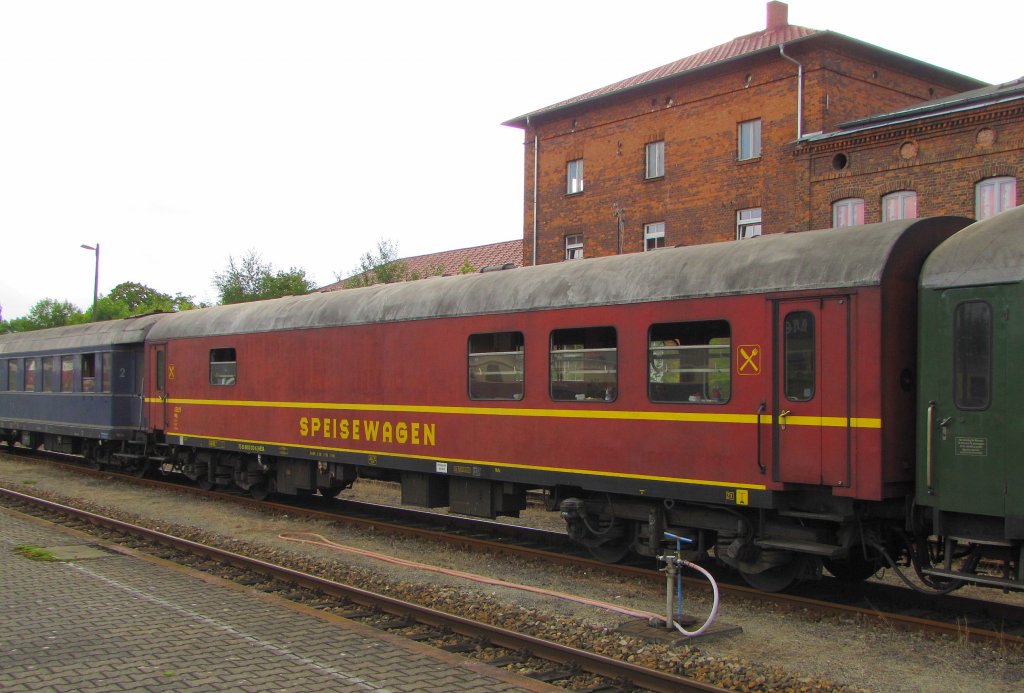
[{"left": 1, "top": 1, "right": 1019, "bottom": 319}]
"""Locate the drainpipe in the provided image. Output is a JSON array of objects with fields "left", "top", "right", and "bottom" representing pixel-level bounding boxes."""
[
  {"left": 778, "top": 44, "right": 803, "bottom": 140},
  {"left": 528, "top": 116, "right": 538, "bottom": 266}
]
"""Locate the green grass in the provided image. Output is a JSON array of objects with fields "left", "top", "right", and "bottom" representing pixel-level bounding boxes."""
[{"left": 14, "top": 544, "right": 58, "bottom": 561}]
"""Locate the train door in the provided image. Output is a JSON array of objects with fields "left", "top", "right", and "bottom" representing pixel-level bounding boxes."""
[
  {"left": 149, "top": 343, "right": 168, "bottom": 432},
  {"left": 919, "top": 290, "right": 1007, "bottom": 517},
  {"left": 773, "top": 297, "right": 851, "bottom": 486}
]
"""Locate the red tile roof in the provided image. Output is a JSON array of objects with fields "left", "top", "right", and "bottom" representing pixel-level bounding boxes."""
[
  {"left": 507, "top": 22, "right": 818, "bottom": 125},
  {"left": 320, "top": 239, "right": 523, "bottom": 291},
  {"left": 403, "top": 239, "right": 523, "bottom": 277}
]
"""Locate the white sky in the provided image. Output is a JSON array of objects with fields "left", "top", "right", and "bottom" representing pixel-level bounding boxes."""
[{"left": 1, "top": 1, "right": 1019, "bottom": 319}]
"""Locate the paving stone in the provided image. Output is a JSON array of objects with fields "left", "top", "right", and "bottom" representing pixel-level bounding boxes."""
[{"left": 0, "top": 510, "right": 559, "bottom": 692}]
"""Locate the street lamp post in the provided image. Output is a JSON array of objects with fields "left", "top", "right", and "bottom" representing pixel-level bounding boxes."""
[{"left": 80, "top": 243, "right": 100, "bottom": 321}]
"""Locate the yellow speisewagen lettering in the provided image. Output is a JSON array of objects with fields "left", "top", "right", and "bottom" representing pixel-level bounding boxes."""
[{"left": 299, "top": 416, "right": 436, "bottom": 447}]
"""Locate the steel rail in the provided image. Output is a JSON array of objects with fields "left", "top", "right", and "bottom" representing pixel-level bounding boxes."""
[
  {"left": 6, "top": 451, "right": 1024, "bottom": 648},
  {"left": 0, "top": 486, "right": 727, "bottom": 693}
]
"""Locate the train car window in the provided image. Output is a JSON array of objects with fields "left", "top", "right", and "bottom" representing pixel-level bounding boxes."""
[
  {"left": 156, "top": 351, "right": 165, "bottom": 391},
  {"left": 6, "top": 359, "right": 20, "bottom": 391},
  {"left": 210, "top": 348, "right": 237, "bottom": 386},
  {"left": 550, "top": 327, "right": 617, "bottom": 402},
  {"left": 81, "top": 353, "right": 96, "bottom": 393},
  {"left": 954, "top": 301, "right": 991, "bottom": 410},
  {"left": 24, "top": 358, "right": 37, "bottom": 392},
  {"left": 649, "top": 321, "right": 731, "bottom": 404},
  {"left": 42, "top": 357, "right": 55, "bottom": 392},
  {"left": 101, "top": 352, "right": 113, "bottom": 393},
  {"left": 60, "top": 355, "right": 74, "bottom": 392},
  {"left": 784, "top": 312, "right": 815, "bottom": 401},
  {"left": 468, "top": 332, "right": 525, "bottom": 400}
]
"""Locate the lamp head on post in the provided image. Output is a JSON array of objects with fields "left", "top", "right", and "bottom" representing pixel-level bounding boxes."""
[{"left": 80, "top": 243, "right": 100, "bottom": 321}]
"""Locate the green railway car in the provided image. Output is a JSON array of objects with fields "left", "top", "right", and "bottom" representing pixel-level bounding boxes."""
[{"left": 917, "top": 204, "right": 1024, "bottom": 590}]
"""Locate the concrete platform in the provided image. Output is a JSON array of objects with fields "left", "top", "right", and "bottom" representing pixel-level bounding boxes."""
[{"left": 0, "top": 507, "right": 560, "bottom": 692}]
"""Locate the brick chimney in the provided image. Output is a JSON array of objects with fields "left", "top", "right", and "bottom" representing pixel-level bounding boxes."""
[{"left": 766, "top": 1, "right": 789, "bottom": 31}]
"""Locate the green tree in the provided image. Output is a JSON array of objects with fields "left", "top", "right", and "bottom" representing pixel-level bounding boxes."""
[
  {"left": 1, "top": 298, "right": 84, "bottom": 332},
  {"left": 343, "top": 238, "right": 408, "bottom": 288},
  {"left": 408, "top": 263, "right": 445, "bottom": 281},
  {"left": 88, "top": 281, "right": 203, "bottom": 321},
  {"left": 214, "top": 250, "right": 317, "bottom": 305}
]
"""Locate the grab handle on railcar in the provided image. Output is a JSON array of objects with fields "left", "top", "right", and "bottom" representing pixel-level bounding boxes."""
[
  {"left": 926, "top": 401, "right": 936, "bottom": 495},
  {"left": 755, "top": 401, "right": 766, "bottom": 474}
]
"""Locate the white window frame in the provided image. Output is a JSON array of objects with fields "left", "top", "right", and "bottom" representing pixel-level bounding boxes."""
[
  {"left": 566, "top": 159, "right": 584, "bottom": 194},
  {"left": 644, "top": 222, "right": 665, "bottom": 251},
  {"left": 975, "top": 177, "right": 1017, "bottom": 219},
  {"left": 832, "top": 198, "right": 865, "bottom": 228},
  {"left": 882, "top": 191, "right": 918, "bottom": 221},
  {"left": 738, "top": 119, "right": 761, "bottom": 161},
  {"left": 565, "top": 234, "right": 583, "bottom": 260},
  {"left": 645, "top": 141, "right": 665, "bottom": 179},
  {"left": 736, "top": 208, "right": 762, "bottom": 239}
]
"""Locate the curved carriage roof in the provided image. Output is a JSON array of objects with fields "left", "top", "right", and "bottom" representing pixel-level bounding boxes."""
[
  {"left": 0, "top": 313, "right": 165, "bottom": 355},
  {"left": 146, "top": 216, "right": 967, "bottom": 341},
  {"left": 921, "top": 205, "right": 1024, "bottom": 289}
]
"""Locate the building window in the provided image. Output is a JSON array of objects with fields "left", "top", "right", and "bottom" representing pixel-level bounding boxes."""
[
  {"left": 975, "top": 177, "right": 1017, "bottom": 219},
  {"left": 833, "top": 198, "right": 865, "bottom": 228},
  {"left": 468, "top": 332, "right": 524, "bottom": 400},
  {"left": 649, "top": 321, "right": 731, "bottom": 404},
  {"left": 644, "top": 222, "right": 665, "bottom": 251},
  {"left": 566, "top": 158, "right": 584, "bottom": 194},
  {"left": 645, "top": 141, "right": 665, "bottom": 179},
  {"left": 738, "top": 119, "right": 761, "bottom": 161},
  {"left": 565, "top": 234, "right": 583, "bottom": 260},
  {"left": 882, "top": 191, "right": 918, "bottom": 221},
  {"left": 550, "top": 327, "right": 617, "bottom": 402},
  {"left": 210, "top": 348, "right": 237, "bottom": 386},
  {"left": 737, "top": 208, "right": 762, "bottom": 239}
]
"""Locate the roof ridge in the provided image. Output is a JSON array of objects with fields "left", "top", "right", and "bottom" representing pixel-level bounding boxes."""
[{"left": 508, "top": 23, "right": 819, "bottom": 123}]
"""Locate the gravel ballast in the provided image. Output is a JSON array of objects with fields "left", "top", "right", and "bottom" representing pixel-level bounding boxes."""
[{"left": 2, "top": 454, "right": 1022, "bottom": 692}]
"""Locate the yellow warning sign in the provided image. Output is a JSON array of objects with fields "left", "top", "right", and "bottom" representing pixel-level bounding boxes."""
[{"left": 737, "top": 345, "right": 761, "bottom": 376}]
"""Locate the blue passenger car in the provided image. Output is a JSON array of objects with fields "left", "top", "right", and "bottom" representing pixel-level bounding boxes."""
[{"left": 0, "top": 315, "right": 163, "bottom": 454}]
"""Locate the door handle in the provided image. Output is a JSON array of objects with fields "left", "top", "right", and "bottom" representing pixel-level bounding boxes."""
[{"left": 779, "top": 409, "right": 791, "bottom": 430}]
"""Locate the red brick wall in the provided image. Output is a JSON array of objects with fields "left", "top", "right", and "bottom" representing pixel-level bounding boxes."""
[
  {"left": 518, "top": 39, "right": 991, "bottom": 266},
  {"left": 799, "top": 102, "right": 1024, "bottom": 229}
]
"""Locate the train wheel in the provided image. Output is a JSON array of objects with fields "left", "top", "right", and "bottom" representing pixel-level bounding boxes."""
[
  {"left": 197, "top": 475, "right": 214, "bottom": 491},
  {"left": 824, "top": 551, "right": 880, "bottom": 583},
  {"left": 587, "top": 538, "right": 631, "bottom": 563},
  {"left": 317, "top": 485, "right": 342, "bottom": 499},
  {"left": 740, "top": 555, "right": 805, "bottom": 592},
  {"left": 249, "top": 483, "right": 270, "bottom": 501}
]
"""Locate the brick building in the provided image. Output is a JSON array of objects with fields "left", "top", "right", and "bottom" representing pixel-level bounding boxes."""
[
  {"left": 797, "top": 79, "right": 1023, "bottom": 228},
  {"left": 504, "top": 2, "right": 1020, "bottom": 264}
]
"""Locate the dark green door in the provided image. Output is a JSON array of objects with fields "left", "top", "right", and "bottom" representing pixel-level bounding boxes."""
[{"left": 918, "top": 288, "right": 1007, "bottom": 517}]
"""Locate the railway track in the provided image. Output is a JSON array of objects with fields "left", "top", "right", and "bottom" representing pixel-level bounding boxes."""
[
  {"left": 0, "top": 485, "right": 727, "bottom": 693},
  {"left": 6, "top": 449, "right": 1024, "bottom": 649}
]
